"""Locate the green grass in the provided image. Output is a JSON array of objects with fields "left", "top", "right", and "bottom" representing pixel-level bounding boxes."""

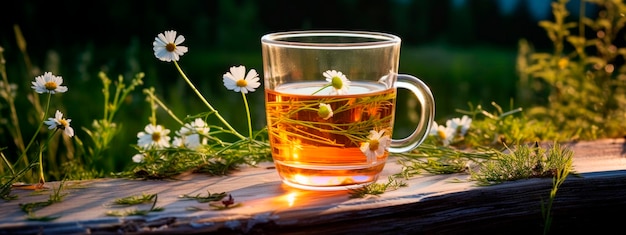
[
  {"left": 395, "top": 44, "right": 518, "bottom": 137},
  {"left": 400, "top": 44, "right": 518, "bottom": 117}
]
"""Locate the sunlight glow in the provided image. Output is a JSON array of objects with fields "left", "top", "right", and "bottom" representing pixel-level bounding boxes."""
[{"left": 286, "top": 192, "right": 297, "bottom": 207}]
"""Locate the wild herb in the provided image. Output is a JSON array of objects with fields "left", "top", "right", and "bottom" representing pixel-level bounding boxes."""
[
  {"left": 112, "top": 193, "right": 157, "bottom": 205},
  {"left": 348, "top": 176, "right": 407, "bottom": 198},
  {"left": 179, "top": 191, "right": 227, "bottom": 203},
  {"left": 542, "top": 161, "right": 572, "bottom": 235},
  {"left": 106, "top": 193, "right": 164, "bottom": 217},
  {"left": 396, "top": 144, "right": 499, "bottom": 177},
  {"left": 469, "top": 143, "right": 574, "bottom": 186},
  {"left": 19, "top": 180, "right": 68, "bottom": 221},
  {"left": 517, "top": 0, "right": 626, "bottom": 140}
]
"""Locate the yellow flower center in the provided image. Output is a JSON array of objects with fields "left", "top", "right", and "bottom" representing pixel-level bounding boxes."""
[
  {"left": 437, "top": 129, "right": 447, "bottom": 140},
  {"left": 331, "top": 76, "right": 343, "bottom": 90},
  {"left": 166, "top": 43, "right": 176, "bottom": 52},
  {"left": 44, "top": 81, "right": 58, "bottom": 90},
  {"left": 152, "top": 132, "right": 161, "bottom": 142},
  {"left": 236, "top": 79, "right": 247, "bottom": 87},
  {"left": 368, "top": 139, "right": 380, "bottom": 151},
  {"left": 58, "top": 119, "right": 68, "bottom": 130}
]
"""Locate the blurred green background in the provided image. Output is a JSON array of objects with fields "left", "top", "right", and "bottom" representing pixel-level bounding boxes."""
[{"left": 0, "top": 0, "right": 592, "bottom": 175}]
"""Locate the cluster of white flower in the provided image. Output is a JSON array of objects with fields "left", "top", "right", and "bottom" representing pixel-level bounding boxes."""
[
  {"left": 428, "top": 115, "right": 472, "bottom": 146},
  {"left": 31, "top": 72, "right": 74, "bottom": 137},
  {"left": 133, "top": 30, "right": 263, "bottom": 163},
  {"left": 153, "top": 31, "right": 261, "bottom": 96},
  {"left": 132, "top": 118, "right": 210, "bottom": 163},
  {"left": 17, "top": 71, "right": 76, "bottom": 186},
  {"left": 317, "top": 70, "right": 391, "bottom": 162},
  {"left": 173, "top": 118, "right": 211, "bottom": 149}
]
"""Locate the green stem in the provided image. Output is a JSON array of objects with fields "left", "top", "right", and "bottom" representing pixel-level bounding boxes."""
[
  {"left": 1, "top": 152, "right": 15, "bottom": 175},
  {"left": 173, "top": 61, "right": 245, "bottom": 140},
  {"left": 149, "top": 89, "right": 157, "bottom": 126},
  {"left": 241, "top": 91, "right": 253, "bottom": 140},
  {"left": 145, "top": 89, "right": 184, "bottom": 125},
  {"left": 310, "top": 84, "right": 331, "bottom": 95},
  {"left": 38, "top": 111, "right": 59, "bottom": 186},
  {"left": 15, "top": 93, "right": 51, "bottom": 169},
  {"left": 101, "top": 74, "right": 111, "bottom": 123},
  {"left": 38, "top": 143, "right": 45, "bottom": 185}
]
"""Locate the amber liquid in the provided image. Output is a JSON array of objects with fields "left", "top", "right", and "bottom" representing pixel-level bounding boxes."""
[{"left": 265, "top": 81, "right": 396, "bottom": 190}]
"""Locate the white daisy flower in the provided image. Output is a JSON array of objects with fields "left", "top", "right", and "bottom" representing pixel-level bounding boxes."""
[
  {"left": 223, "top": 65, "right": 261, "bottom": 94},
  {"left": 323, "top": 70, "right": 350, "bottom": 95},
  {"left": 175, "top": 118, "right": 209, "bottom": 149},
  {"left": 44, "top": 110, "right": 74, "bottom": 137},
  {"left": 317, "top": 103, "right": 334, "bottom": 120},
  {"left": 132, "top": 153, "right": 145, "bottom": 163},
  {"left": 31, "top": 72, "right": 68, "bottom": 94},
  {"left": 177, "top": 118, "right": 210, "bottom": 136},
  {"left": 360, "top": 130, "right": 391, "bottom": 163},
  {"left": 447, "top": 115, "right": 472, "bottom": 136},
  {"left": 172, "top": 136, "right": 184, "bottom": 148},
  {"left": 173, "top": 133, "right": 203, "bottom": 149},
  {"left": 183, "top": 134, "right": 202, "bottom": 149},
  {"left": 153, "top": 30, "right": 189, "bottom": 62},
  {"left": 137, "top": 124, "right": 171, "bottom": 149},
  {"left": 435, "top": 123, "right": 456, "bottom": 146},
  {"left": 428, "top": 121, "right": 441, "bottom": 136}
]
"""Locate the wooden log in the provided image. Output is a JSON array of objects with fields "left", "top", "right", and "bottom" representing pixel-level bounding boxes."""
[{"left": 0, "top": 138, "right": 625, "bottom": 234}]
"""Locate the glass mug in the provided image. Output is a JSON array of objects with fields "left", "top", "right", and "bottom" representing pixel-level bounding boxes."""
[{"left": 261, "top": 30, "right": 434, "bottom": 190}]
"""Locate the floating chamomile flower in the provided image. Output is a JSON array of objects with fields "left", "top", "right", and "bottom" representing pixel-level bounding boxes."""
[
  {"left": 223, "top": 65, "right": 261, "bottom": 94},
  {"left": 44, "top": 110, "right": 74, "bottom": 137},
  {"left": 317, "top": 103, "right": 334, "bottom": 120},
  {"left": 137, "top": 124, "right": 171, "bottom": 149},
  {"left": 360, "top": 130, "right": 391, "bottom": 163},
  {"left": 31, "top": 72, "right": 68, "bottom": 94},
  {"left": 323, "top": 70, "right": 350, "bottom": 95},
  {"left": 153, "top": 30, "right": 188, "bottom": 62}
]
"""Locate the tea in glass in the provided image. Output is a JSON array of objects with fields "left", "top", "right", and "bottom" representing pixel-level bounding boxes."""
[{"left": 261, "top": 31, "right": 435, "bottom": 190}]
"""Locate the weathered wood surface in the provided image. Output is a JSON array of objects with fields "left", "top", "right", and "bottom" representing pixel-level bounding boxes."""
[{"left": 1, "top": 138, "right": 625, "bottom": 235}]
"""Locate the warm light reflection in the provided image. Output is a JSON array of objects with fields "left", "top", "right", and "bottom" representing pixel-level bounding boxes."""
[
  {"left": 291, "top": 151, "right": 299, "bottom": 160},
  {"left": 293, "top": 174, "right": 309, "bottom": 185},
  {"left": 271, "top": 186, "right": 350, "bottom": 209},
  {"left": 290, "top": 139, "right": 301, "bottom": 160},
  {"left": 286, "top": 192, "right": 297, "bottom": 207},
  {"left": 292, "top": 174, "right": 356, "bottom": 187}
]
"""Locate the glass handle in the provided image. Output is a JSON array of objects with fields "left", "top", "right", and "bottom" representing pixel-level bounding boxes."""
[{"left": 389, "top": 74, "right": 435, "bottom": 153}]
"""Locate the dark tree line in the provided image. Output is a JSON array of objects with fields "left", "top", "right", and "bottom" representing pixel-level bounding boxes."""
[{"left": 2, "top": 0, "right": 562, "bottom": 55}]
